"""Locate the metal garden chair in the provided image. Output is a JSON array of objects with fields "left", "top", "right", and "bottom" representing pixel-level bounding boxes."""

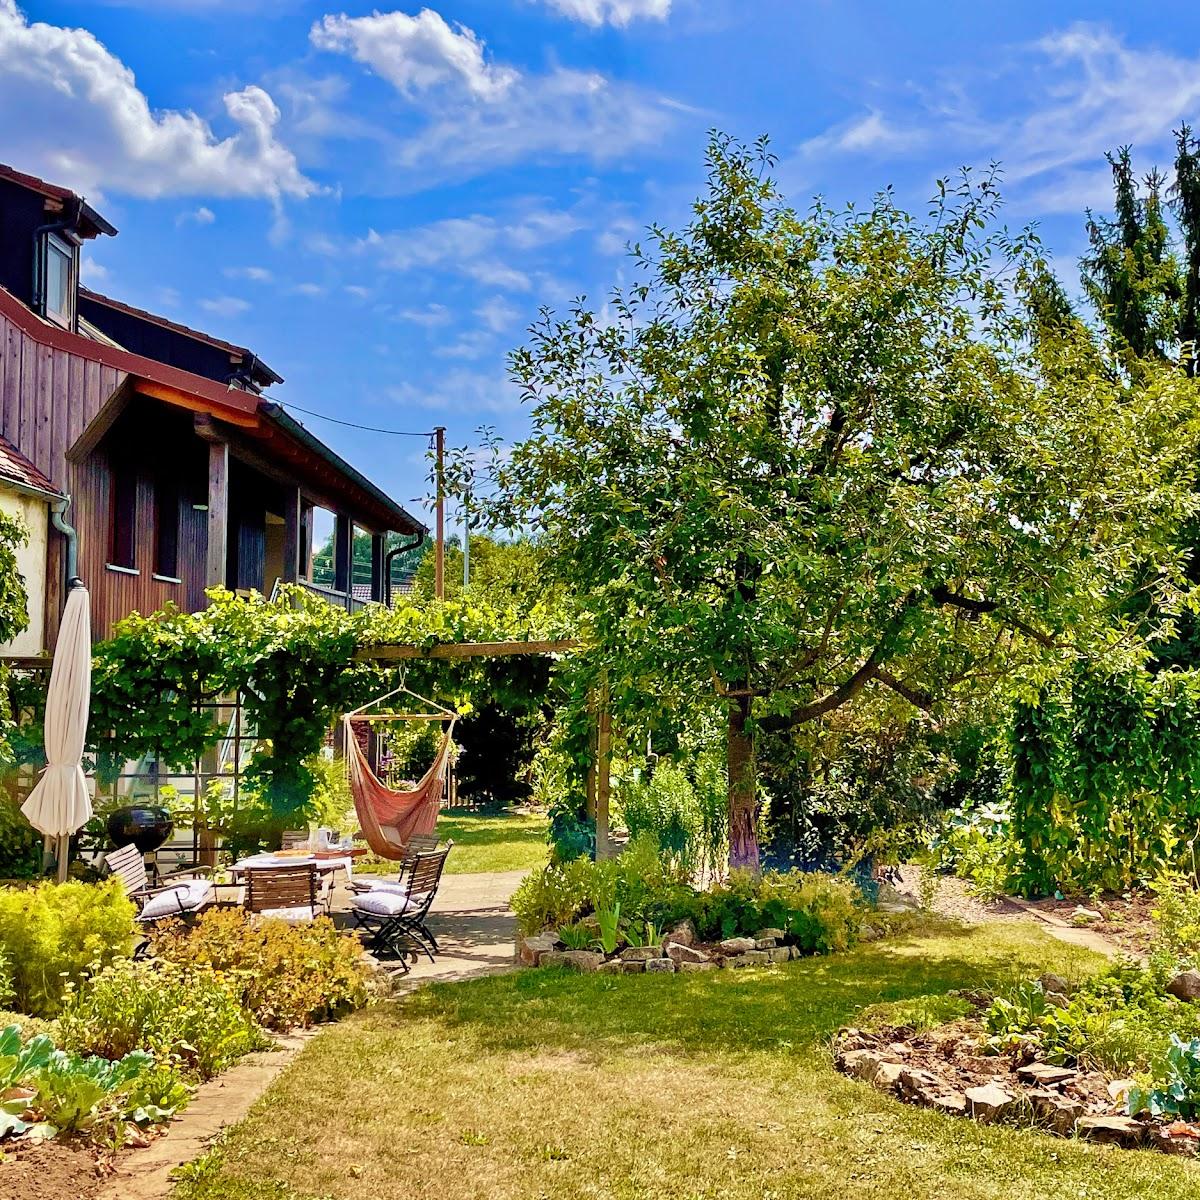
[
  {"left": 347, "top": 833, "right": 440, "bottom": 896},
  {"left": 350, "top": 842, "right": 452, "bottom": 968},
  {"left": 105, "top": 843, "right": 215, "bottom": 953}
]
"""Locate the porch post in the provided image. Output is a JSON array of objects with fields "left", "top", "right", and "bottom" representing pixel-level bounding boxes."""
[
  {"left": 334, "top": 514, "right": 352, "bottom": 597},
  {"left": 282, "top": 486, "right": 302, "bottom": 584},
  {"left": 370, "top": 532, "right": 385, "bottom": 602},
  {"left": 206, "top": 440, "right": 229, "bottom": 591}
]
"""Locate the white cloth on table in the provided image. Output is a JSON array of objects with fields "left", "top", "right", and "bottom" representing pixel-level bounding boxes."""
[{"left": 231, "top": 854, "right": 355, "bottom": 880}]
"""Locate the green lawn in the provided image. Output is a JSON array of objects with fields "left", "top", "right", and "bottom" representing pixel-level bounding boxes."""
[
  {"left": 355, "top": 809, "right": 549, "bottom": 876},
  {"left": 172, "top": 918, "right": 1200, "bottom": 1200}
]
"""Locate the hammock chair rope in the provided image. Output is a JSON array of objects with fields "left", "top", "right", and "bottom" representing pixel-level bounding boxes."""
[{"left": 344, "top": 682, "right": 458, "bottom": 860}]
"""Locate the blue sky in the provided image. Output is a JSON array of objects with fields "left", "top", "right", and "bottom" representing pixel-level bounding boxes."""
[{"left": 3, "top": 0, "right": 1200, "bottom": 525}]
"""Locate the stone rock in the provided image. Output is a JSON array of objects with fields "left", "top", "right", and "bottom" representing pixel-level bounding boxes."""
[
  {"left": 1027, "top": 1089, "right": 1084, "bottom": 1136},
  {"left": 645, "top": 957, "right": 676, "bottom": 974},
  {"left": 1166, "top": 969, "right": 1200, "bottom": 1002},
  {"left": 840, "top": 1048, "right": 884, "bottom": 1082},
  {"left": 620, "top": 946, "right": 660, "bottom": 963},
  {"left": 665, "top": 919, "right": 697, "bottom": 948},
  {"left": 1044, "top": 991, "right": 1070, "bottom": 1010},
  {"left": 1153, "top": 1123, "right": 1200, "bottom": 1157},
  {"left": 754, "top": 937, "right": 778, "bottom": 950},
  {"left": 719, "top": 936, "right": 756, "bottom": 954},
  {"left": 665, "top": 941, "right": 709, "bottom": 965},
  {"left": 886, "top": 1042, "right": 912, "bottom": 1058},
  {"left": 1038, "top": 972, "right": 1072, "bottom": 998},
  {"left": 754, "top": 928, "right": 786, "bottom": 942},
  {"left": 1016, "top": 1062, "right": 1076, "bottom": 1087},
  {"left": 900, "top": 1069, "right": 966, "bottom": 1114},
  {"left": 1075, "top": 1115, "right": 1145, "bottom": 1148},
  {"left": 1070, "top": 906, "right": 1103, "bottom": 926},
  {"left": 678, "top": 960, "right": 716, "bottom": 972},
  {"left": 876, "top": 882, "right": 920, "bottom": 914},
  {"left": 731, "top": 950, "right": 770, "bottom": 968},
  {"left": 620, "top": 959, "right": 646, "bottom": 974},
  {"left": 872, "top": 1061, "right": 905, "bottom": 1091},
  {"left": 517, "top": 933, "right": 558, "bottom": 966},
  {"left": 541, "top": 949, "right": 603, "bottom": 973},
  {"left": 789, "top": 945, "right": 803, "bottom": 960},
  {"left": 1107, "top": 1078, "right": 1136, "bottom": 1103},
  {"left": 965, "top": 1084, "right": 1020, "bottom": 1123},
  {"left": 768, "top": 947, "right": 792, "bottom": 964},
  {"left": 596, "top": 960, "right": 625, "bottom": 975}
]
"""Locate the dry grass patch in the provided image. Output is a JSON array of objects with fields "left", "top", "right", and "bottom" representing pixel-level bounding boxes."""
[{"left": 173, "top": 919, "right": 1200, "bottom": 1200}]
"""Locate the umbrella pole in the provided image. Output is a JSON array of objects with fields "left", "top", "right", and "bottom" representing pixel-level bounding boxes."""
[{"left": 56, "top": 834, "right": 69, "bottom": 882}]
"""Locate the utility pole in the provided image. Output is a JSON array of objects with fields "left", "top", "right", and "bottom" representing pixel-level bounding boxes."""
[
  {"left": 434, "top": 426, "right": 445, "bottom": 601},
  {"left": 462, "top": 490, "right": 470, "bottom": 592}
]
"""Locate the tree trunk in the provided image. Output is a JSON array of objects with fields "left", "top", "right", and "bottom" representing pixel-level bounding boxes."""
[{"left": 727, "top": 695, "right": 759, "bottom": 872}]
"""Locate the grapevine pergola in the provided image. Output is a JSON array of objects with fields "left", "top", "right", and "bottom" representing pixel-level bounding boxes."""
[{"left": 353, "top": 638, "right": 619, "bottom": 857}]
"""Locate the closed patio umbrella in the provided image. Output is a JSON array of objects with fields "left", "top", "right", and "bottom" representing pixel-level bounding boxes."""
[{"left": 21, "top": 583, "right": 92, "bottom": 881}]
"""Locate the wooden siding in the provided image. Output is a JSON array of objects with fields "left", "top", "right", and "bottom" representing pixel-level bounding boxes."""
[{"left": 0, "top": 306, "right": 221, "bottom": 641}]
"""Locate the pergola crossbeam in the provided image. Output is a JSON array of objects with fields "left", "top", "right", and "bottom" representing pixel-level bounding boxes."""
[{"left": 354, "top": 638, "right": 579, "bottom": 662}]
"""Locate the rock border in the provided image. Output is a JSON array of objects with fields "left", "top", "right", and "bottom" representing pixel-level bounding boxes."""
[{"left": 515, "top": 923, "right": 802, "bottom": 975}]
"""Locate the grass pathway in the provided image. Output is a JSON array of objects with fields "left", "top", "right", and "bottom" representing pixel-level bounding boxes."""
[{"left": 173, "top": 918, "right": 1200, "bottom": 1200}]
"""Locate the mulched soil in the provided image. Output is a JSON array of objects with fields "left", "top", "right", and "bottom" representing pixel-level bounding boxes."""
[{"left": 0, "top": 1137, "right": 109, "bottom": 1200}]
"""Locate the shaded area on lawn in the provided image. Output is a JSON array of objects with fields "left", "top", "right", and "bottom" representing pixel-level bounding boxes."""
[
  {"left": 354, "top": 808, "right": 548, "bottom": 877},
  {"left": 171, "top": 918, "right": 1200, "bottom": 1200}
]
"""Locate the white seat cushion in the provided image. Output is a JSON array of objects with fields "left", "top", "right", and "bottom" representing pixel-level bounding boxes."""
[
  {"left": 253, "top": 906, "right": 317, "bottom": 924},
  {"left": 140, "top": 879, "right": 214, "bottom": 921},
  {"left": 353, "top": 889, "right": 428, "bottom": 918}
]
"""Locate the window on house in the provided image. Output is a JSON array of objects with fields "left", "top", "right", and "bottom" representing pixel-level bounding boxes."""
[
  {"left": 40, "top": 233, "right": 76, "bottom": 328},
  {"left": 109, "top": 468, "right": 137, "bottom": 570},
  {"left": 154, "top": 476, "right": 180, "bottom": 579}
]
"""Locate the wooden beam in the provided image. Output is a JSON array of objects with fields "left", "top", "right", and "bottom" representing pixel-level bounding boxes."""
[
  {"left": 137, "top": 381, "right": 258, "bottom": 428},
  {"left": 370, "top": 532, "right": 385, "bottom": 602},
  {"left": 334, "top": 514, "right": 352, "bottom": 594},
  {"left": 282, "top": 486, "right": 301, "bottom": 584},
  {"left": 206, "top": 439, "right": 229, "bottom": 590},
  {"left": 595, "top": 679, "right": 613, "bottom": 860},
  {"left": 354, "top": 638, "right": 579, "bottom": 662}
]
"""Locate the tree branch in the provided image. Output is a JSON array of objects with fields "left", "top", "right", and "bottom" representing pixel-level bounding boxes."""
[{"left": 874, "top": 669, "right": 935, "bottom": 712}]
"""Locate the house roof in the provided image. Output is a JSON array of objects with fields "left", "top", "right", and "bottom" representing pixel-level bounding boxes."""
[
  {"left": 0, "top": 284, "right": 420, "bottom": 534},
  {"left": 0, "top": 163, "right": 117, "bottom": 239},
  {"left": 0, "top": 433, "right": 63, "bottom": 500},
  {"left": 79, "top": 287, "right": 284, "bottom": 387}
]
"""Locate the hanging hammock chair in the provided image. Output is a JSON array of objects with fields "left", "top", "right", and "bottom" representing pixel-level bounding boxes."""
[{"left": 343, "top": 683, "right": 458, "bottom": 860}]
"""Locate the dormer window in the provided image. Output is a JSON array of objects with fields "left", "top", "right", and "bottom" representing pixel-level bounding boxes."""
[{"left": 38, "top": 231, "right": 77, "bottom": 329}]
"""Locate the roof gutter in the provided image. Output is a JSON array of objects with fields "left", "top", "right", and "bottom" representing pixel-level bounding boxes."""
[{"left": 258, "top": 401, "right": 426, "bottom": 537}]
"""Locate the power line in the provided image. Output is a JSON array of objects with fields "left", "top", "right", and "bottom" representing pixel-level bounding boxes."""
[{"left": 268, "top": 397, "right": 434, "bottom": 438}]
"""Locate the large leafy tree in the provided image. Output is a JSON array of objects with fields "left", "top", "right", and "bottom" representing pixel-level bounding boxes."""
[{"left": 468, "top": 134, "right": 1200, "bottom": 868}]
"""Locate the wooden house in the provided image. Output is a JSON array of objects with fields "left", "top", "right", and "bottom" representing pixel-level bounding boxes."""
[{"left": 0, "top": 163, "right": 425, "bottom": 650}]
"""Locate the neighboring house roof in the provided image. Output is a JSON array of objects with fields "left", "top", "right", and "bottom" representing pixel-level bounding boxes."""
[
  {"left": 79, "top": 287, "right": 284, "bottom": 387},
  {"left": 0, "top": 433, "right": 63, "bottom": 500},
  {"left": 0, "top": 163, "right": 117, "bottom": 239}
]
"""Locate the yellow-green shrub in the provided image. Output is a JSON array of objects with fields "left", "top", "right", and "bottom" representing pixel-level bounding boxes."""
[
  {"left": 0, "top": 878, "right": 134, "bottom": 1016},
  {"left": 57, "top": 957, "right": 267, "bottom": 1080},
  {"left": 149, "top": 909, "right": 368, "bottom": 1030}
]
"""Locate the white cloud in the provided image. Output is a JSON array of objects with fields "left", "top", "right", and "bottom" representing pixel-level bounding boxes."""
[
  {"left": 386, "top": 368, "right": 522, "bottom": 414},
  {"left": 80, "top": 259, "right": 110, "bottom": 285},
  {"left": 344, "top": 284, "right": 373, "bottom": 299},
  {"left": 476, "top": 296, "right": 520, "bottom": 332},
  {"left": 199, "top": 296, "right": 251, "bottom": 318},
  {"left": 538, "top": 0, "right": 671, "bottom": 27},
  {"left": 224, "top": 265, "right": 273, "bottom": 283},
  {"left": 796, "top": 109, "right": 926, "bottom": 162},
  {"left": 309, "top": 7, "right": 675, "bottom": 181},
  {"left": 396, "top": 302, "right": 452, "bottom": 327},
  {"left": 0, "top": 0, "right": 313, "bottom": 201},
  {"left": 358, "top": 207, "right": 582, "bottom": 292},
  {"left": 434, "top": 330, "right": 495, "bottom": 360},
  {"left": 177, "top": 205, "right": 216, "bottom": 226},
  {"left": 311, "top": 9, "right": 517, "bottom": 101}
]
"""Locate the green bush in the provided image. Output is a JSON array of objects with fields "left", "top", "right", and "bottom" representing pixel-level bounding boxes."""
[
  {"left": 986, "top": 965, "right": 1200, "bottom": 1075},
  {"left": 0, "top": 878, "right": 134, "bottom": 1016},
  {"left": 57, "top": 958, "right": 267, "bottom": 1081},
  {"left": 149, "top": 908, "right": 369, "bottom": 1031},
  {"left": 619, "top": 762, "right": 707, "bottom": 877},
  {"left": 513, "top": 841, "right": 863, "bottom": 957},
  {"left": 0, "top": 792, "right": 41, "bottom": 879},
  {"left": 1147, "top": 875, "right": 1200, "bottom": 979}
]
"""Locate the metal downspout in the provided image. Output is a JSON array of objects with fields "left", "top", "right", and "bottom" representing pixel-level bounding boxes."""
[
  {"left": 50, "top": 496, "right": 82, "bottom": 589},
  {"left": 384, "top": 530, "right": 425, "bottom": 606}
]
